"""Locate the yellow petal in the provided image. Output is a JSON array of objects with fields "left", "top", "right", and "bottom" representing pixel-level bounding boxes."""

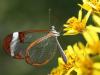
[
  {"left": 67, "top": 45, "right": 73, "bottom": 52},
  {"left": 93, "top": 69, "right": 100, "bottom": 75},
  {"left": 93, "top": 63, "right": 100, "bottom": 70},
  {"left": 58, "top": 57, "right": 65, "bottom": 66},
  {"left": 63, "top": 30, "right": 79, "bottom": 35},
  {"left": 92, "top": 14, "right": 100, "bottom": 26},
  {"left": 65, "top": 67, "right": 75, "bottom": 75},
  {"left": 82, "top": 30, "right": 94, "bottom": 45},
  {"left": 77, "top": 42, "right": 85, "bottom": 49},
  {"left": 67, "top": 17, "right": 78, "bottom": 23},
  {"left": 67, "top": 45, "right": 75, "bottom": 58},
  {"left": 83, "top": 0, "right": 88, "bottom": 3},
  {"left": 85, "top": 47, "right": 94, "bottom": 54},
  {"left": 73, "top": 43, "right": 80, "bottom": 56},
  {"left": 78, "top": 9, "right": 82, "bottom": 22},
  {"left": 87, "top": 25, "right": 100, "bottom": 33},
  {"left": 78, "top": 4, "right": 92, "bottom": 12},
  {"left": 87, "top": 2, "right": 96, "bottom": 9},
  {"left": 74, "top": 68, "right": 82, "bottom": 75},
  {"left": 82, "top": 9, "right": 92, "bottom": 25},
  {"left": 73, "top": 43, "right": 85, "bottom": 60},
  {"left": 63, "top": 27, "right": 72, "bottom": 31},
  {"left": 87, "top": 29, "right": 99, "bottom": 42},
  {"left": 93, "top": 63, "right": 100, "bottom": 75},
  {"left": 64, "top": 24, "right": 69, "bottom": 27}
]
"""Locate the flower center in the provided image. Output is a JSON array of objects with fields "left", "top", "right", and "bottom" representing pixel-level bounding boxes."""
[{"left": 67, "top": 17, "right": 85, "bottom": 32}]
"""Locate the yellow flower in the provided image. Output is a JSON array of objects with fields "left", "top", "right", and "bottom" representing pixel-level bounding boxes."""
[
  {"left": 63, "top": 9, "right": 100, "bottom": 38},
  {"left": 78, "top": 0, "right": 100, "bottom": 14},
  {"left": 63, "top": 9, "right": 92, "bottom": 35}
]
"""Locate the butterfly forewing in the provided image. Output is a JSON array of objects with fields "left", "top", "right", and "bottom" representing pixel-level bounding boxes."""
[
  {"left": 25, "top": 36, "right": 57, "bottom": 66},
  {"left": 3, "top": 30, "right": 49, "bottom": 59}
]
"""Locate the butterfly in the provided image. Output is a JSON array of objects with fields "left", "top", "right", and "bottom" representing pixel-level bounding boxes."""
[{"left": 3, "top": 26, "right": 67, "bottom": 67}]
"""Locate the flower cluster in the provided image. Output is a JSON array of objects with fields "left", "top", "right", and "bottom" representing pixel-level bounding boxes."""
[{"left": 50, "top": 0, "right": 100, "bottom": 75}]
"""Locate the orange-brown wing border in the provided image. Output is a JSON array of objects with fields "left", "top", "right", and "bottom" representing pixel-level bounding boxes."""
[{"left": 25, "top": 32, "right": 54, "bottom": 67}]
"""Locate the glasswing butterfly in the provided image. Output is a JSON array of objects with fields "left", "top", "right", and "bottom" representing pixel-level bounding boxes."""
[{"left": 3, "top": 26, "right": 67, "bottom": 67}]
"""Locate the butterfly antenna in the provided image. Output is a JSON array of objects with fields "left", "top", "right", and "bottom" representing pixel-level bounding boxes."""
[
  {"left": 48, "top": 8, "right": 52, "bottom": 27},
  {"left": 48, "top": 8, "right": 52, "bottom": 28}
]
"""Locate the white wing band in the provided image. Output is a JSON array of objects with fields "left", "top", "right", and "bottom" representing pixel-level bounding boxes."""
[{"left": 10, "top": 32, "right": 19, "bottom": 56}]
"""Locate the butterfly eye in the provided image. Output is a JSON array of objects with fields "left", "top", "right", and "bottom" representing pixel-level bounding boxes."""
[{"left": 25, "top": 33, "right": 57, "bottom": 67}]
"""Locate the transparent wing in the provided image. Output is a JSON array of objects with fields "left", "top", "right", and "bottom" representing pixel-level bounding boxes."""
[
  {"left": 25, "top": 36, "right": 57, "bottom": 66},
  {"left": 14, "top": 32, "right": 48, "bottom": 59}
]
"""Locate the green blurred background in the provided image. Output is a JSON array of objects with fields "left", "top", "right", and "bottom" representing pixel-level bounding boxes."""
[{"left": 0, "top": 0, "right": 83, "bottom": 75}]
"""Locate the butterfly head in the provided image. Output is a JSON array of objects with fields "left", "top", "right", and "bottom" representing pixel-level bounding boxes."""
[{"left": 51, "top": 26, "right": 60, "bottom": 37}]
